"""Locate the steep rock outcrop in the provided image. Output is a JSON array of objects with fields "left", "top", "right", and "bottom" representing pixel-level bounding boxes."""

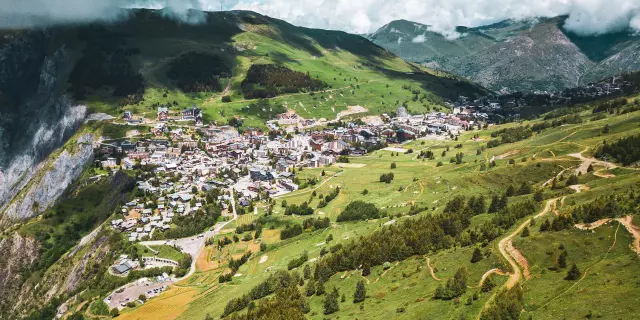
[
  {"left": 0, "top": 30, "right": 88, "bottom": 227},
  {"left": 1, "top": 133, "right": 94, "bottom": 225},
  {"left": 0, "top": 233, "right": 40, "bottom": 316}
]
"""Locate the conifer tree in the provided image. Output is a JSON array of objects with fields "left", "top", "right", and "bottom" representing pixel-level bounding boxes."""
[
  {"left": 565, "top": 263, "right": 581, "bottom": 280},
  {"left": 353, "top": 280, "right": 366, "bottom": 303},
  {"left": 471, "top": 248, "right": 483, "bottom": 263},
  {"left": 323, "top": 287, "right": 340, "bottom": 314}
]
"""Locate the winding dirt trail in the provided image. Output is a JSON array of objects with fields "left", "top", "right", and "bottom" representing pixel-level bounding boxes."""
[
  {"left": 569, "top": 184, "right": 590, "bottom": 193},
  {"left": 374, "top": 262, "right": 399, "bottom": 283},
  {"left": 469, "top": 268, "right": 507, "bottom": 288},
  {"left": 616, "top": 216, "right": 640, "bottom": 257},
  {"left": 425, "top": 256, "right": 441, "bottom": 281},
  {"left": 499, "top": 198, "right": 558, "bottom": 288},
  {"left": 568, "top": 149, "right": 618, "bottom": 175},
  {"left": 575, "top": 218, "right": 611, "bottom": 230}
]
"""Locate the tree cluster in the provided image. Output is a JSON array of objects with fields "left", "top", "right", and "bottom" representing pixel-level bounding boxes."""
[
  {"left": 487, "top": 126, "right": 533, "bottom": 148},
  {"left": 336, "top": 201, "right": 380, "bottom": 222},
  {"left": 379, "top": 172, "right": 395, "bottom": 184},
  {"left": 280, "top": 224, "right": 303, "bottom": 240},
  {"left": 318, "top": 187, "right": 340, "bottom": 208},
  {"left": 167, "top": 52, "right": 230, "bottom": 93},
  {"left": 433, "top": 267, "right": 468, "bottom": 300},
  {"left": 241, "top": 64, "right": 327, "bottom": 99},
  {"left": 302, "top": 217, "right": 330, "bottom": 230},
  {"left": 596, "top": 134, "right": 640, "bottom": 165},
  {"left": 284, "top": 202, "right": 314, "bottom": 216}
]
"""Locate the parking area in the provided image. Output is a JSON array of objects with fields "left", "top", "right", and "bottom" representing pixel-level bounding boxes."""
[{"left": 106, "top": 277, "right": 172, "bottom": 310}]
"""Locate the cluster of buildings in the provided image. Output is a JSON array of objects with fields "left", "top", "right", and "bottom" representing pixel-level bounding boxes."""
[
  {"left": 102, "top": 104, "right": 475, "bottom": 242},
  {"left": 448, "top": 75, "right": 638, "bottom": 121}
]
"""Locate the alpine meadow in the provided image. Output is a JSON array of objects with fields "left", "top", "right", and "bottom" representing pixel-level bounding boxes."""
[{"left": 1, "top": 4, "right": 640, "bottom": 320}]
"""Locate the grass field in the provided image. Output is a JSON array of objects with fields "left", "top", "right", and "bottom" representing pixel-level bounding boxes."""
[
  {"left": 120, "top": 107, "right": 640, "bottom": 320},
  {"left": 81, "top": 11, "right": 484, "bottom": 129}
]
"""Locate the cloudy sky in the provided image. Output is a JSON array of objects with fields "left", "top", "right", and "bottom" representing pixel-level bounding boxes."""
[{"left": 1, "top": 0, "right": 640, "bottom": 37}]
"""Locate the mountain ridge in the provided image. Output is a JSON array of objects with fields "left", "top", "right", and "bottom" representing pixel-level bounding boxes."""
[{"left": 369, "top": 16, "right": 640, "bottom": 92}]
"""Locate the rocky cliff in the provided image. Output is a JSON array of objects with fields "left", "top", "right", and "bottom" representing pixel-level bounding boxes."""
[
  {"left": 0, "top": 171, "right": 134, "bottom": 319},
  {"left": 1, "top": 132, "right": 95, "bottom": 226},
  {"left": 0, "top": 30, "right": 90, "bottom": 228},
  {"left": 0, "top": 233, "right": 40, "bottom": 317}
]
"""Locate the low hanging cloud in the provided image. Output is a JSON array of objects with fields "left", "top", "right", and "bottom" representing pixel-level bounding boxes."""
[
  {"left": 231, "top": 0, "right": 640, "bottom": 37},
  {"left": 1, "top": 0, "right": 640, "bottom": 38}
]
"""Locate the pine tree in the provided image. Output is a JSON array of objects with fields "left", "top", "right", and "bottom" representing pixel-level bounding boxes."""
[
  {"left": 565, "top": 263, "right": 581, "bottom": 280},
  {"left": 353, "top": 280, "right": 366, "bottom": 303},
  {"left": 362, "top": 262, "right": 371, "bottom": 276},
  {"left": 488, "top": 194, "right": 500, "bottom": 213},
  {"left": 539, "top": 218, "right": 551, "bottom": 232},
  {"left": 323, "top": 287, "right": 340, "bottom": 314},
  {"left": 566, "top": 175, "right": 579, "bottom": 186},
  {"left": 480, "top": 276, "right": 495, "bottom": 293},
  {"left": 506, "top": 185, "right": 515, "bottom": 197},
  {"left": 315, "top": 280, "right": 325, "bottom": 295},
  {"left": 305, "top": 280, "right": 316, "bottom": 296},
  {"left": 521, "top": 226, "right": 530, "bottom": 237},
  {"left": 471, "top": 248, "right": 483, "bottom": 263},
  {"left": 534, "top": 189, "right": 544, "bottom": 202},
  {"left": 558, "top": 250, "right": 568, "bottom": 269},
  {"left": 303, "top": 265, "right": 311, "bottom": 280}
]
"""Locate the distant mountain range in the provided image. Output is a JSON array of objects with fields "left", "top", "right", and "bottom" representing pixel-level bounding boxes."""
[{"left": 368, "top": 17, "right": 640, "bottom": 92}]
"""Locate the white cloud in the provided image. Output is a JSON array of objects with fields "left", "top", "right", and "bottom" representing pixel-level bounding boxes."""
[
  {"left": 231, "top": 0, "right": 640, "bottom": 36},
  {"left": 1, "top": 0, "right": 640, "bottom": 37},
  {"left": 412, "top": 34, "right": 426, "bottom": 43}
]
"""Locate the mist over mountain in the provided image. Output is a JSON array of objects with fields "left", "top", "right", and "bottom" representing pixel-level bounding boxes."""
[{"left": 369, "top": 16, "right": 640, "bottom": 92}]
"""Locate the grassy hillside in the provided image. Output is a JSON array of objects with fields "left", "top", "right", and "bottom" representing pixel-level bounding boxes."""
[
  {"left": 72, "top": 9, "right": 485, "bottom": 128},
  {"left": 118, "top": 96, "right": 640, "bottom": 320}
]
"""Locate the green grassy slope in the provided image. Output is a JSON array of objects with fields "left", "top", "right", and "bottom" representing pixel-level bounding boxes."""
[
  {"left": 119, "top": 97, "right": 640, "bottom": 320},
  {"left": 73, "top": 9, "right": 486, "bottom": 127}
]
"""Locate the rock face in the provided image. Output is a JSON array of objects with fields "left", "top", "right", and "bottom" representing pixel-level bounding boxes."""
[
  {"left": 0, "top": 171, "right": 134, "bottom": 319},
  {"left": 0, "top": 133, "right": 95, "bottom": 225},
  {"left": 447, "top": 19, "right": 593, "bottom": 92},
  {"left": 0, "top": 233, "right": 40, "bottom": 316},
  {"left": 0, "top": 30, "right": 89, "bottom": 227}
]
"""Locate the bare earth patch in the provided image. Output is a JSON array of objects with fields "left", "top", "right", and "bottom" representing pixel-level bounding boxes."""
[
  {"left": 382, "top": 147, "right": 407, "bottom": 153},
  {"left": 496, "top": 150, "right": 520, "bottom": 160},
  {"left": 334, "top": 163, "right": 366, "bottom": 168},
  {"left": 361, "top": 115, "right": 383, "bottom": 125},
  {"left": 337, "top": 105, "right": 368, "bottom": 118},
  {"left": 616, "top": 216, "right": 640, "bottom": 257},
  {"left": 575, "top": 218, "right": 612, "bottom": 231},
  {"left": 569, "top": 184, "right": 590, "bottom": 193}
]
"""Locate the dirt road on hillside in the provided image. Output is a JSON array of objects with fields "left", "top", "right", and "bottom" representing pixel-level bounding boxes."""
[
  {"left": 616, "top": 216, "right": 640, "bottom": 257},
  {"left": 499, "top": 198, "right": 557, "bottom": 288}
]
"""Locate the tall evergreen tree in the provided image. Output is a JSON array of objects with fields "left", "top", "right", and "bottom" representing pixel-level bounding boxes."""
[
  {"left": 353, "top": 280, "right": 366, "bottom": 303},
  {"left": 471, "top": 248, "right": 483, "bottom": 263},
  {"left": 558, "top": 250, "right": 568, "bottom": 269},
  {"left": 323, "top": 287, "right": 340, "bottom": 314},
  {"left": 565, "top": 263, "right": 581, "bottom": 280},
  {"left": 506, "top": 185, "right": 515, "bottom": 197},
  {"left": 305, "top": 280, "right": 316, "bottom": 297}
]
